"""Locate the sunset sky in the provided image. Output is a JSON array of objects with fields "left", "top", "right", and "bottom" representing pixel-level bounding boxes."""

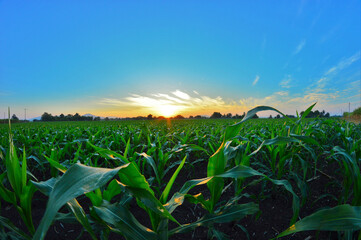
[{"left": 1, "top": 1, "right": 360, "bottom": 119}]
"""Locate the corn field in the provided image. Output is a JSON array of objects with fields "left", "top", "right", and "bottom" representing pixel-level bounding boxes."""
[{"left": 0, "top": 105, "right": 360, "bottom": 240}]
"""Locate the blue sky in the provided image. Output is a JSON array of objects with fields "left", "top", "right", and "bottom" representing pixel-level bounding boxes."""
[{"left": 1, "top": 0, "right": 360, "bottom": 118}]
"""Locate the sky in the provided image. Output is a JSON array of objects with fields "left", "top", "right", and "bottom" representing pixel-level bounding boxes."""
[{"left": 1, "top": 0, "right": 360, "bottom": 119}]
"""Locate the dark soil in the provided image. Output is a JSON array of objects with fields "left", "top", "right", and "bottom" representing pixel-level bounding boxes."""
[{"left": 0, "top": 157, "right": 352, "bottom": 240}]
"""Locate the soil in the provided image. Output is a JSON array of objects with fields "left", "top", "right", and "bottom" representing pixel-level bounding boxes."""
[{"left": 0, "top": 158, "right": 352, "bottom": 240}]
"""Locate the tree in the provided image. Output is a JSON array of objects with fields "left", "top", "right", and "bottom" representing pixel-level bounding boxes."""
[
  {"left": 147, "top": 114, "right": 153, "bottom": 120},
  {"left": 174, "top": 115, "right": 185, "bottom": 119},
  {"left": 269, "top": 115, "right": 273, "bottom": 119},
  {"left": 11, "top": 114, "right": 19, "bottom": 121},
  {"left": 226, "top": 113, "right": 232, "bottom": 118},
  {"left": 74, "top": 113, "right": 81, "bottom": 121},
  {"left": 41, "top": 112, "right": 53, "bottom": 121},
  {"left": 210, "top": 112, "right": 222, "bottom": 119}
]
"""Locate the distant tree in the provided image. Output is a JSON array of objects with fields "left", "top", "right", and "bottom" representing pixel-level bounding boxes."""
[
  {"left": 41, "top": 112, "right": 53, "bottom": 121},
  {"left": 147, "top": 114, "right": 153, "bottom": 120},
  {"left": 210, "top": 112, "right": 222, "bottom": 119},
  {"left": 189, "top": 115, "right": 193, "bottom": 119},
  {"left": 269, "top": 115, "right": 273, "bottom": 119},
  {"left": 11, "top": 114, "right": 19, "bottom": 121},
  {"left": 59, "top": 114, "right": 65, "bottom": 121},
  {"left": 325, "top": 112, "right": 330, "bottom": 118},
  {"left": 73, "top": 113, "right": 81, "bottom": 121},
  {"left": 174, "top": 115, "right": 185, "bottom": 119},
  {"left": 194, "top": 115, "right": 203, "bottom": 119},
  {"left": 94, "top": 116, "right": 101, "bottom": 121},
  {"left": 157, "top": 116, "right": 166, "bottom": 120},
  {"left": 252, "top": 114, "right": 259, "bottom": 119},
  {"left": 226, "top": 113, "right": 232, "bottom": 118},
  {"left": 104, "top": 117, "right": 110, "bottom": 121},
  {"left": 276, "top": 114, "right": 281, "bottom": 119}
]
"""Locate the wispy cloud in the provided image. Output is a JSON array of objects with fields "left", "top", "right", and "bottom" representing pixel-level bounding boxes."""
[
  {"left": 293, "top": 39, "right": 306, "bottom": 55},
  {"left": 172, "top": 90, "right": 190, "bottom": 100},
  {"left": 310, "top": 51, "right": 361, "bottom": 92},
  {"left": 252, "top": 75, "right": 260, "bottom": 86},
  {"left": 324, "top": 51, "right": 360, "bottom": 76},
  {"left": 99, "top": 90, "right": 242, "bottom": 117},
  {"left": 279, "top": 75, "right": 292, "bottom": 88}
]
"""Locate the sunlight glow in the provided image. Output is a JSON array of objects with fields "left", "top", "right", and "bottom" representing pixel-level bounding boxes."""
[{"left": 156, "top": 104, "right": 181, "bottom": 117}]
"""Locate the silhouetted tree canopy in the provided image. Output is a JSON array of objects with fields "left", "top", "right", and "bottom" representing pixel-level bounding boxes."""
[
  {"left": 11, "top": 114, "right": 19, "bottom": 121},
  {"left": 210, "top": 112, "right": 222, "bottom": 118}
]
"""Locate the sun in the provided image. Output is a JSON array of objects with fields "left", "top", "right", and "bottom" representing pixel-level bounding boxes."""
[{"left": 157, "top": 104, "right": 179, "bottom": 118}]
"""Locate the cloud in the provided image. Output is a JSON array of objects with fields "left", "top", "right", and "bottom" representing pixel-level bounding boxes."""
[
  {"left": 172, "top": 90, "right": 190, "bottom": 100},
  {"left": 280, "top": 75, "right": 292, "bottom": 88},
  {"left": 293, "top": 39, "right": 306, "bottom": 55},
  {"left": 252, "top": 75, "right": 260, "bottom": 86},
  {"left": 324, "top": 51, "right": 360, "bottom": 76},
  {"left": 99, "top": 90, "right": 243, "bottom": 117},
  {"left": 309, "top": 51, "right": 361, "bottom": 93}
]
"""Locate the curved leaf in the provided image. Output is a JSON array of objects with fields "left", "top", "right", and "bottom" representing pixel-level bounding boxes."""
[
  {"left": 94, "top": 202, "right": 157, "bottom": 240},
  {"left": 277, "top": 204, "right": 361, "bottom": 238},
  {"left": 33, "top": 163, "right": 128, "bottom": 240},
  {"left": 169, "top": 202, "right": 258, "bottom": 235}
]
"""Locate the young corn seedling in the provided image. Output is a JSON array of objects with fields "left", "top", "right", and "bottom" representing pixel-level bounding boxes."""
[{"left": 0, "top": 113, "right": 37, "bottom": 236}]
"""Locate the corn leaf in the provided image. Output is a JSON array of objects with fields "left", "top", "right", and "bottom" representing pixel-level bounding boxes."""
[
  {"left": 94, "top": 202, "right": 158, "bottom": 240},
  {"left": 33, "top": 163, "right": 128, "bottom": 240},
  {"left": 277, "top": 204, "right": 361, "bottom": 238},
  {"left": 169, "top": 202, "right": 258, "bottom": 235}
]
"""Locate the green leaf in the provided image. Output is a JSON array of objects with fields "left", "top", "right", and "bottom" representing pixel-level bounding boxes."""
[
  {"left": 160, "top": 155, "right": 187, "bottom": 204},
  {"left": 95, "top": 202, "right": 158, "bottom": 240},
  {"left": 249, "top": 136, "right": 300, "bottom": 156},
  {"left": 169, "top": 202, "right": 258, "bottom": 235},
  {"left": 207, "top": 105, "right": 291, "bottom": 212},
  {"left": 32, "top": 177, "right": 97, "bottom": 239},
  {"left": 103, "top": 179, "right": 122, "bottom": 202},
  {"left": 298, "top": 102, "right": 317, "bottom": 122},
  {"left": 118, "top": 162, "right": 154, "bottom": 195},
  {"left": 88, "top": 142, "right": 129, "bottom": 164},
  {"left": 138, "top": 153, "right": 160, "bottom": 185},
  {"left": 277, "top": 205, "right": 361, "bottom": 238},
  {"left": 33, "top": 163, "right": 128, "bottom": 240},
  {"left": 44, "top": 155, "right": 67, "bottom": 173},
  {"left": 118, "top": 162, "right": 180, "bottom": 225},
  {"left": 0, "top": 216, "right": 31, "bottom": 240},
  {"left": 67, "top": 199, "right": 97, "bottom": 240}
]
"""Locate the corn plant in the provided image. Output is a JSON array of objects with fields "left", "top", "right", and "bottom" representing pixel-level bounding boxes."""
[{"left": 0, "top": 113, "right": 37, "bottom": 236}]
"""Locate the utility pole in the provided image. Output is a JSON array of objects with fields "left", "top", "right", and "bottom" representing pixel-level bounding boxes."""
[
  {"left": 24, "top": 108, "right": 27, "bottom": 121},
  {"left": 349, "top": 102, "right": 351, "bottom": 113}
]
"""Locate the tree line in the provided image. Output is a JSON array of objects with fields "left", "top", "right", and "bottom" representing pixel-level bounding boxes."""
[{"left": 7, "top": 109, "right": 331, "bottom": 122}]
